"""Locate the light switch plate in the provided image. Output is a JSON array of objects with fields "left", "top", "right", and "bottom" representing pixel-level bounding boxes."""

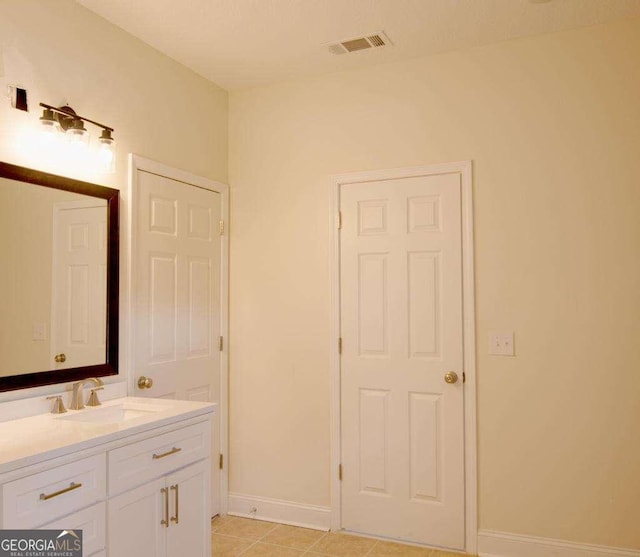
[
  {"left": 489, "top": 331, "right": 515, "bottom": 356},
  {"left": 32, "top": 323, "right": 47, "bottom": 341}
]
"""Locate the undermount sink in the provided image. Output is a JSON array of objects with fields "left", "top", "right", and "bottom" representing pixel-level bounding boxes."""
[{"left": 57, "top": 402, "right": 162, "bottom": 425}]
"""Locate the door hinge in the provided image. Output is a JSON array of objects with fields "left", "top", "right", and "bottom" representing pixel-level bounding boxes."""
[
  {"left": 219, "top": 220, "right": 225, "bottom": 235},
  {"left": 219, "top": 336, "right": 224, "bottom": 351},
  {"left": 463, "top": 372, "right": 466, "bottom": 383},
  {"left": 219, "top": 454, "right": 223, "bottom": 469},
  {"left": 337, "top": 211, "right": 342, "bottom": 229},
  {"left": 338, "top": 337, "right": 342, "bottom": 354},
  {"left": 338, "top": 464, "right": 343, "bottom": 481}
]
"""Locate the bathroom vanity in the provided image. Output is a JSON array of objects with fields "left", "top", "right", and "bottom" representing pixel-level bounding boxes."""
[
  {"left": 0, "top": 397, "right": 214, "bottom": 557},
  {"left": 0, "top": 162, "right": 223, "bottom": 554}
]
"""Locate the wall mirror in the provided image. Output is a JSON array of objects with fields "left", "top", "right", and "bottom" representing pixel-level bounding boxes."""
[{"left": 0, "top": 162, "right": 119, "bottom": 392}]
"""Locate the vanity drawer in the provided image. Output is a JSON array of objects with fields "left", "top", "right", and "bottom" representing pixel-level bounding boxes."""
[
  {"left": 108, "top": 420, "right": 210, "bottom": 495},
  {"left": 40, "top": 501, "right": 106, "bottom": 556},
  {"left": 2, "top": 454, "right": 106, "bottom": 529}
]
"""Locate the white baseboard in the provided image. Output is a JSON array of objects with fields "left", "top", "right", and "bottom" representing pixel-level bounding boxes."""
[
  {"left": 478, "top": 530, "right": 640, "bottom": 557},
  {"left": 227, "top": 492, "right": 331, "bottom": 531}
]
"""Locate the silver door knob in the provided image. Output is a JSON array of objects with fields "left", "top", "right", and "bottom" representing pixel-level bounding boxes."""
[
  {"left": 137, "top": 376, "right": 153, "bottom": 389},
  {"left": 444, "top": 371, "right": 459, "bottom": 384}
]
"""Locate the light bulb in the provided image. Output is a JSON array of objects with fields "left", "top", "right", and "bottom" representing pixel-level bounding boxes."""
[
  {"left": 39, "top": 108, "right": 60, "bottom": 139},
  {"left": 97, "top": 129, "right": 116, "bottom": 173},
  {"left": 66, "top": 119, "right": 89, "bottom": 147}
]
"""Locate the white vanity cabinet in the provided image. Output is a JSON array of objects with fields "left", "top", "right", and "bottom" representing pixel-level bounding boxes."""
[
  {"left": 40, "top": 502, "right": 107, "bottom": 556},
  {"left": 107, "top": 420, "right": 211, "bottom": 557},
  {"left": 2, "top": 454, "right": 106, "bottom": 530},
  {"left": 0, "top": 398, "right": 214, "bottom": 557},
  {"left": 1, "top": 454, "right": 108, "bottom": 556},
  {"left": 108, "top": 460, "right": 210, "bottom": 557}
]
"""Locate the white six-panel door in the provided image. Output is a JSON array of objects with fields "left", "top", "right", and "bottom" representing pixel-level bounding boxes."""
[
  {"left": 339, "top": 172, "right": 466, "bottom": 549},
  {"left": 134, "top": 170, "right": 222, "bottom": 514},
  {"left": 52, "top": 201, "right": 108, "bottom": 370}
]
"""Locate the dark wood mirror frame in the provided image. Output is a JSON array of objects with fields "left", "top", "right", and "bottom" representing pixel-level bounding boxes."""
[{"left": 0, "top": 161, "right": 119, "bottom": 392}]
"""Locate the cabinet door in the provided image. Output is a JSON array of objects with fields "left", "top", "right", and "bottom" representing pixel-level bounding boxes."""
[
  {"left": 40, "top": 502, "right": 105, "bottom": 556},
  {"left": 108, "top": 478, "right": 166, "bottom": 557},
  {"left": 166, "top": 460, "right": 211, "bottom": 557}
]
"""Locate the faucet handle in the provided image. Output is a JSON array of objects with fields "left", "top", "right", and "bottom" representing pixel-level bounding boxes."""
[
  {"left": 87, "top": 387, "right": 104, "bottom": 407},
  {"left": 46, "top": 395, "right": 67, "bottom": 414}
]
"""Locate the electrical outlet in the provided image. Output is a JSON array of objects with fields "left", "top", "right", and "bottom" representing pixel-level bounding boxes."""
[{"left": 489, "top": 331, "right": 515, "bottom": 356}]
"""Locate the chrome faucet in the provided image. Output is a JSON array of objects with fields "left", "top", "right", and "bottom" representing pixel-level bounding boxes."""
[{"left": 70, "top": 377, "right": 104, "bottom": 410}]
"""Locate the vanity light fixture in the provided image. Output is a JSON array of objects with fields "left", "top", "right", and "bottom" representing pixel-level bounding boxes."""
[{"left": 38, "top": 102, "right": 116, "bottom": 173}]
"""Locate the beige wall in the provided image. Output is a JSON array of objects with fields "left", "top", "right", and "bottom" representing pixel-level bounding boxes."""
[
  {"left": 228, "top": 18, "right": 640, "bottom": 549},
  {"left": 0, "top": 0, "right": 227, "bottom": 400}
]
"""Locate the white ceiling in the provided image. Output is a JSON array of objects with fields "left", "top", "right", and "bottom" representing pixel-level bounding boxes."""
[{"left": 76, "top": 0, "right": 640, "bottom": 90}]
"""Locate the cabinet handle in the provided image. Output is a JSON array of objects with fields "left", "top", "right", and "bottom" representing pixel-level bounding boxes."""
[
  {"left": 40, "top": 482, "right": 82, "bottom": 501},
  {"left": 170, "top": 484, "right": 179, "bottom": 524},
  {"left": 161, "top": 487, "right": 169, "bottom": 528},
  {"left": 152, "top": 447, "right": 182, "bottom": 460}
]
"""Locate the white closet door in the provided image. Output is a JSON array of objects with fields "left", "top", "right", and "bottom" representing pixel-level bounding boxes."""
[
  {"left": 135, "top": 171, "right": 221, "bottom": 514},
  {"left": 340, "top": 173, "right": 465, "bottom": 549},
  {"left": 52, "top": 202, "right": 107, "bottom": 370}
]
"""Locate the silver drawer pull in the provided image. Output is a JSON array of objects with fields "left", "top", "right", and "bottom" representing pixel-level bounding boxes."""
[
  {"left": 152, "top": 447, "right": 182, "bottom": 460},
  {"left": 40, "top": 482, "right": 82, "bottom": 501}
]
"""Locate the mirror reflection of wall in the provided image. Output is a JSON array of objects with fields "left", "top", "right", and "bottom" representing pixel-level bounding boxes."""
[{"left": 0, "top": 177, "right": 107, "bottom": 377}]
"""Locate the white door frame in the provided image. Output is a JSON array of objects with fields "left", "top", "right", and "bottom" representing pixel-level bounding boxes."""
[
  {"left": 329, "top": 161, "right": 477, "bottom": 553},
  {"left": 128, "top": 154, "right": 230, "bottom": 514}
]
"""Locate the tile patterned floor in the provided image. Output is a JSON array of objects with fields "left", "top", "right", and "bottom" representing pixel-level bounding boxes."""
[{"left": 211, "top": 516, "right": 472, "bottom": 557}]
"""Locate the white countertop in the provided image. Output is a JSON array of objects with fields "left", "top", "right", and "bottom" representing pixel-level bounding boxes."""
[{"left": 0, "top": 397, "right": 215, "bottom": 475}]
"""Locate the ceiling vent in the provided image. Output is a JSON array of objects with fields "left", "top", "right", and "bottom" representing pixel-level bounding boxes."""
[{"left": 327, "top": 32, "right": 392, "bottom": 55}]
